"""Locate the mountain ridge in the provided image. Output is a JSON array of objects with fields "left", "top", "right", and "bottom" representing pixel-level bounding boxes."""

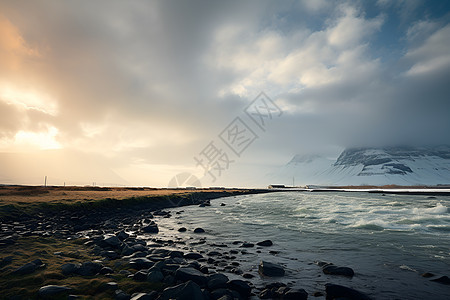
[{"left": 271, "top": 146, "right": 450, "bottom": 186}]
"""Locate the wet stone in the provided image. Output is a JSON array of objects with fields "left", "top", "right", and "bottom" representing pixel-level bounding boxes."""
[
  {"left": 259, "top": 261, "right": 285, "bottom": 277},
  {"left": 240, "top": 242, "right": 254, "bottom": 248},
  {"left": 322, "top": 265, "right": 355, "bottom": 277},
  {"left": 256, "top": 240, "right": 273, "bottom": 247},
  {"left": 325, "top": 283, "right": 371, "bottom": 300},
  {"left": 227, "top": 279, "right": 252, "bottom": 297},
  {"left": 184, "top": 252, "right": 203, "bottom": 260},
  {"left": 175, "top": 267, "right": 208, "bottom": 286}
]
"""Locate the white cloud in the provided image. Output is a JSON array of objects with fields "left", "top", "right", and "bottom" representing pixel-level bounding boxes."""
[
  {"left": 405, "top": 24, "right": 450, "bottom": 76},
  {"left": 210, "top": 3, "right": 383, "bottom": 102}
]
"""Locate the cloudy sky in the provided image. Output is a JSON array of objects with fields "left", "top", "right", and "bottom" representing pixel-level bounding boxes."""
[{"left": 0, "top": 0, "right": 449, "bottom": 187}]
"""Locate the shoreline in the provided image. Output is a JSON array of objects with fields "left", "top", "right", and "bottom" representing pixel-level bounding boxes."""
[
  {"left": 1, "top": 187, "right": 280, "bottom": 299},
  {"left": 1, "top": 186, "right": 448, "bottom": 299},
  {"left": 0, "top": 186, "right": 271, "bottom": 222}
]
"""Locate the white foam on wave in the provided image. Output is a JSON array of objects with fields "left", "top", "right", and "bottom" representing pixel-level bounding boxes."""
[
  {"left": 412, "top": 202, "right": 449, "bottom": 215},
  {"left": 351, "top": 219, "right": 389, "bottom": 231}
]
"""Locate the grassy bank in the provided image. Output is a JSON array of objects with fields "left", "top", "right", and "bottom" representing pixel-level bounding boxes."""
[
  {"left": 0, "top": 236, "right": 163, "bottom": 299},
  {"left": 0, "top": 187, "right": 270, "bottom": 221}
]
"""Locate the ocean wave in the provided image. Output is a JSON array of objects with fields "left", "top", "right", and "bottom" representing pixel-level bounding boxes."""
[
  {"left": 396, "top": 217, "right": 444, "bottom": 225},
  {"left": 354, "top": 224, "right": 385, "bottom": 231},
  {"left": 412, "top": 203, "right": 448, "bottom": 215},
  {"left": 427, "top": 225, "right": 450, "bottom": 232},
  {"left": 351, "top": 219, "right": 389, "bottom": 231}
]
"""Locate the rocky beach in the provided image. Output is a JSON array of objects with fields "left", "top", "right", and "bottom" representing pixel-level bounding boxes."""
[
  {"left": 2, "top": 186, "right": 449, "bottom": 299},
  {"left": 0, "top": 187, "right": 265, "bottom": 299}
]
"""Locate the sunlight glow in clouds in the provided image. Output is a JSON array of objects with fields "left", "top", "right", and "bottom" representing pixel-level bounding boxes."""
[
  {"left": 5, "top": 126, "right": 61, "bottom": 151},
  {"left": 0, "top": 85, "right": 58, "bottom": 116}
]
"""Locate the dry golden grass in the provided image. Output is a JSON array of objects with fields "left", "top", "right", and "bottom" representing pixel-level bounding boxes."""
[
  {"left": 0, "top": 186, "right": 243, "bottom": 205},
  {"left": 0, "top": 186, "right": 188, "bottom": 205}
]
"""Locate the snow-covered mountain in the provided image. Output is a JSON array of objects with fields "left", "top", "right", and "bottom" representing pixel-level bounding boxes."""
[{"left": 270, "top": 146, "right": 450, "bottom": 186}]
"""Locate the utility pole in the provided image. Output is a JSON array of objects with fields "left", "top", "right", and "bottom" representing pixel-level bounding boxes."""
[
  {"left": 292, "top": 177, "right": 295, "bottom": 187},
  {"left": 44, "top": 176, "right": 47, "bottom": 187}
]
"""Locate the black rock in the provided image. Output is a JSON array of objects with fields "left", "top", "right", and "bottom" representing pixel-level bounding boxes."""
[
  {"left": 61, "top": 263, "right": 79, "bottom": 276},
  {"left": 220, "top": 203, "right": 226, "bottom": 206},
  {"left": 431, "top": 275, "right": 450, "bottom": 285},
  {"left": 210, "top": 288, "right": 235, "bottom": 300},
  {"left": 129, "top": 257, "right": 154, "bottom": 269},
  {"left": 77, "top": 261, "right": 103, "bottom": 276},
  {"left": 323, "top": 265, "right": 355, "bottom": 277},
  {"left": 259, "top": 261, "right": 285, "bottom": 277},
  {"left": 169, "top": 250, "right": 184, "bottom": 258},
  {"left": 13, "top": 262, "right": 38, "bottom": 275},
  {"left": 283, "top": 288, "right": 308, "bottom": 300},
  {"left": 115, "top": 289, "right": 131, "bottom": 300},
  {"left": 133, "top": 270, "right": 148, "bottom": 281},
  {"left": 147, "top": 270, "right": 164, "bottom": 282},
  {"left": 422, "top": 272, "right": 434, "bottom": 278},
  {"left": 242, "top": 273, "right": 254, "bottom": 279},
  {"left": 116, "top": 230, "right": 129, "bottom": 241},
  {"left": 227, "top": 279, "right": 252, "bottom": 297},
  {"left": 241, "top": 242, "right": 254, "bottom": 248},
  {"left": 207, "top": 273, "right": 229, "bottom": 290},
  {"left": 142, "top": 222, "right": 159, "bottom": 233},
  {"left": 102, "top": 250, "right": 120, "bottom": 260},
  {"left": 32, "top": 259, "right": 44, "bottom": 266},
  {"left": 100, "top": 267, "right": 114, "bottom": 275},
  {"left": 256, "top": 240, "right": 273, "bottom": 247},
  {"left": 325, "top": 283, "right": 372, "bottom": 300},
  {"left": 122, "top": 245, "right": 135, "bottom": 256},
  {"left": 194, "top": 228, "right": 205, "bottom": 233},
  {"left": 175, "top": 267, "right": 208, "bottom": 286},
  {"left": 178, "top": 227, "right": 187, "bottom": 232},
  {"left": 103, "top": 234, "right": 122, "bottom": 248},
  {"left": 38, "top": 285, "right": 72, "bottom": 298},
  {"left": 161, "top": 280, "right": 205, "bottom": 300},
  {"left": 184, "top": 252, "right": 203, "bottom": 260}
]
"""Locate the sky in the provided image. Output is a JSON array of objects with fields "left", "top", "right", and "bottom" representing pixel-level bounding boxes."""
[{"left": 0, "top": 0, "right": 449, "bottom": 187}]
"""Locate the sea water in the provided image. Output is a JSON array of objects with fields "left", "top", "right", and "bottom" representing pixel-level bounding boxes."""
[{"left": 153, "top": 192, "right": 450, "bottom": 299}]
